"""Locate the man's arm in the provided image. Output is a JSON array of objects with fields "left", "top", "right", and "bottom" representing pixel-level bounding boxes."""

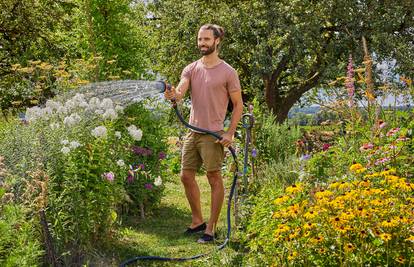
[
  {"left": 164, "top": 77, "right": 190, "bottom": 102},
  {"left": 219, "top": 90, "right": 243, "bottom": 147}
]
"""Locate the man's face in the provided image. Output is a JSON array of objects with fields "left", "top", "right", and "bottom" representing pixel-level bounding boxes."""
[{"left": 197, "top": 29, "right": 219, "bottom": 56}]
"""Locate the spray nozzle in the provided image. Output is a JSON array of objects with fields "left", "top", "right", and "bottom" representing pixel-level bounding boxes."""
[{"left": 156, "top": 80, "right": 172, "bottom": 93}]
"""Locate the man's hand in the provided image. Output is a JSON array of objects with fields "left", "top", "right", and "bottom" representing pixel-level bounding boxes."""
[
  {"left": 164, "top": 86, "right": 176, "bottom": 101},
  {"left": 217, "top": 131, "right": 234, "bottom": 147}
]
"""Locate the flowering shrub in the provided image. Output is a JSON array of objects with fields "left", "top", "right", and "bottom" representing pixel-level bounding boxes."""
[
  {"left": 0, "top": 92, "right": 170, "bottom": 263},
  {"left": 243, "top": 122, "right": 413, "bottom": 266}
]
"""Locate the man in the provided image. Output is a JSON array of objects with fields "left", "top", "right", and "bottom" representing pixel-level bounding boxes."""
[{"left": 164, "top": 24, "right": 243, "bottom": 243}]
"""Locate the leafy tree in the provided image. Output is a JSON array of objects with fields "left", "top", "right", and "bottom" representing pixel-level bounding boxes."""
[{"left": 149, "top": 0, "right": 414, "bottom": 122}]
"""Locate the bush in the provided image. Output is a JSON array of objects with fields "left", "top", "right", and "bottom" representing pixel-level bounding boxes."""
[{"left": 0, "top": 93, "right": 170, "bottom": 264}]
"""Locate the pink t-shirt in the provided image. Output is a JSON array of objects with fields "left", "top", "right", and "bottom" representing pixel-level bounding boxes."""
[{"left": 181, "top": 59, "right": 241, "bottom": 132}]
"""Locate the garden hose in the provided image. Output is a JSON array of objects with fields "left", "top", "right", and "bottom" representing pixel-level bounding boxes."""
[{"left": 119, "top": 82, "right": 239, "bottom": 266}]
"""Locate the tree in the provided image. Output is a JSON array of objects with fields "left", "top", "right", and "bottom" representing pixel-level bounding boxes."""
[{"left": 149, "top": 0, "right": 414, "bottom": 122}]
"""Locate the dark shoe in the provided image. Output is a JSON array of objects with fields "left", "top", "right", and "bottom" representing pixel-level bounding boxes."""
[
  {"left": 197, "top": 233, "right": 216, "bottom": 244},
  {"left": 184, "top": 222, "right": 207, "bottom": 235}
]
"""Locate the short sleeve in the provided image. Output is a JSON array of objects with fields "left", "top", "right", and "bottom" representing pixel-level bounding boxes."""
[
  {"left": 181, "top": 63, "right": 193, "bottom": 80},
  {"left": 227, "top": 69, "right": 241, "bottom": 93}
]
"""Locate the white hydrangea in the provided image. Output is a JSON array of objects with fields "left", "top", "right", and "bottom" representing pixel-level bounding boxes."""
[
  {"left": 61, "top": 146, "right": 70, "bottom": 154},
  {"left": 95, "top": 109, "right": 104, "bottom": 115},
  {"left": 63, "top": 113, "right": 81, "bottom": 127},
  {"left": 70, "top": 141, "right": 81, "bottom": 149},
  {"left": 103, "top": 108, "right": 117, "bottom": 120},
  {"left": 115, "top": 131, "right": 122, "bottom": 139},
  {"left": 91, "top": 126, "right": 107, "bottom": 138},
  {"left": 115, "top": 105, "right": 124, "bottom": 114},
  {"left": 127, "top": 125, "right": 142, "bottom": 141},
  {"left": 89, "top": 97, "right": 101, "bottom": 109},
  {"left": 154, "top": 176, "right": 162, "bottom": 186},
  {"left": 25, "top": 106, "right": 42, "bottom": 122},
  {"left": 100, "top": 98, "right": 114, "bottom": 110},
  {"left": 116, "top": 159, "right": 125, "bottom": 167}
]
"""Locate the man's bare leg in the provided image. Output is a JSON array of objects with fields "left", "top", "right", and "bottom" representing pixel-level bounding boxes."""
[
  {"left": 181, "top": 169, "right": 204, "bottom": 228},
  {"left": 205, "top": 170, "right": 224, "bottom": 235}
]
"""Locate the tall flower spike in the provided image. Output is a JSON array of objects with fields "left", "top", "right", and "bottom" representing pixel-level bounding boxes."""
[{"left": 345, "top": 55, "right": 355, "bottom": 107}]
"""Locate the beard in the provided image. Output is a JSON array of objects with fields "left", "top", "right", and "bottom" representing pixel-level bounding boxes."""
[{"left": 198, "top": 44, "right": 216, "bottom": 55}]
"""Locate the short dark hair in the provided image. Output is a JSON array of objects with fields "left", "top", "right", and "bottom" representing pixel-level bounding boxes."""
[{"left": 200, "top": 24, "right": 225, "bottom": 40}]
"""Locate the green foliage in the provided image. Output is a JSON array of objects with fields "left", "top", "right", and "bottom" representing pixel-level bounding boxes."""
[
  {"left": 0, "top": 204, "right": 43, "bottom": 267},
  {"left": 149, "top": 0, "right": 414, "bottom": 121},
  {"left": 254, "top": 108, "right": 301, "bottom": 164}
]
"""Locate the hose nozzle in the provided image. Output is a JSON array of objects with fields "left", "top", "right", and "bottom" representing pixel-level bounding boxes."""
[{"left": 155, "top": 80, "right": 172, "bottom": 93}]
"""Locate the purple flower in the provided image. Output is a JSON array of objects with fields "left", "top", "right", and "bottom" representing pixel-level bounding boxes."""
[
  {"left": 138, "top": 163, "right": 145, "bottom": 170},
  {"left": 345, "top": 55, "right": 355, "bottom": 106},
  {"left": 132, "top": 146, "right": 153, "bottom": 156},
  {"left": 300, "top": 154, "right": 311, "bottom": 161},
  {"left": 251, "top": 148, "right": 257, "bottom": 158},
  {"left": 127, "top": 174, "right": 134, "bottom": 183},
  {"left": 375, "top": 157, "right": 390, "bottom": 165},
  {"left": 144, "top": 183, "right": 153, "bottom": 190},
  {"left": 158, "top": 151, "right": 166, "bottom": 160},
  {"left": 103, "top": 172, "right": 115, "bottom": 182}
]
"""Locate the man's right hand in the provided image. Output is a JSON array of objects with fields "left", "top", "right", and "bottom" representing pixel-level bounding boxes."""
[{"left": 164, "top": 86, "right": 176, "bottom": 101}]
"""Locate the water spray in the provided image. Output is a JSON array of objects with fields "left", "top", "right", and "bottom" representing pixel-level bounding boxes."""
[{"left": 119, "top": 81, "right": 240, "bottom": 266}]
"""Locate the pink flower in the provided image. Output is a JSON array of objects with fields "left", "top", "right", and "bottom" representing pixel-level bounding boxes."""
[
  {"left": 375, "top": 157, "right": 390, "bottom": 165},
  {"left": 386, "top": 128, "right": 400, "bottom": 137},
  {"left": 360, "top": 143, "right": 374, "bottom": 151},
  {"left": 127, "top": 174, "right": 134, "bottom": 183},
  {"left": 322, "top": 143, "right": 331, "bottom": 151},
  {"left": 103, "top": 172, "right": 115, "bottom": 182},
  {"left": 345, "top": 55, "right": 355, "bottom": 106},
  {"left": 144, "top": 183, "right": 153, "bottom": 190}
]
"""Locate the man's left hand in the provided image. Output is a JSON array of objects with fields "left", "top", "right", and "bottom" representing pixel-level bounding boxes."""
[{"left": 217, "top": 132, "right": 233, "bottom": 147}]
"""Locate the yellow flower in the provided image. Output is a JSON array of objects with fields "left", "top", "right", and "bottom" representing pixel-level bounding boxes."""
[
  {"left": 380, "top": 168, "right": 396, "bottom": 176},
  {"left": 310, "top": 236, "right": 324, "bottom": 244},
  {"left": 303, "top": 209, "right": 318, "bottom": 219},
  {"left": 350, "top": 163, "right": 364, "bottom": 172},
  {"left": 273, "top": 195, "right": 290, "bottom": 205},
  {"left": 334, "top": 225, "right": 350, "bottom": 234},
  {"left": 315, "top": 190, "right": 333, "bottom": 199},
  {"left": 287, "top": 251, "right": 298, "bottom": 261},
  {"left": 286, "top": 204, "right": 300, "bottom": 217},
  {"left": 355, "top": 167, "right": 367, "bottom": 174},
  {"left": 344, "top": 243, "right": 355, "bottom": 253},
  {"left": 303, "top": 222, "right": 316, "bottom": 230},
  {"left": 167, "top": 136, "right": 179, "bottom": 145},
  {"left": 285, "top": 183, "right": 303, "bottom": 194},
  {"left": 274, "top": 224, "right": 290, "bottom": 235},
  {"left": 380, "top": 219, "right": 399, "bottom": 228},
  {"left": 405, "top": 235, "right": 414, "bottom": 242},
  {"left": 379, "top": 233, "right": 392, "bottom": 242}
]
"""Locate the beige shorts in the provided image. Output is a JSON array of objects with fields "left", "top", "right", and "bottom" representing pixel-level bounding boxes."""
[{"left": 181, "top": 131, "right": 224, "bottom": 172}]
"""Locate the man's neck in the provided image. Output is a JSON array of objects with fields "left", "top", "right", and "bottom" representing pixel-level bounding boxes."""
[{"left": 201, "top": 53, "right": 221, "bottom": 68}]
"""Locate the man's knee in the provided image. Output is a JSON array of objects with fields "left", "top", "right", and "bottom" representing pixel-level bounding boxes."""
[
  {"left": 181, "top": 169, "right": 196, "bottom": 185},
  {"left": 206, "top": 170, "right": 223, "bottom": 187}
]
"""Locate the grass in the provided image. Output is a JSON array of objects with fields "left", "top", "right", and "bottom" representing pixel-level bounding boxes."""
[{"left": 94, "top": 174, "right": 243, "bottom": 267}]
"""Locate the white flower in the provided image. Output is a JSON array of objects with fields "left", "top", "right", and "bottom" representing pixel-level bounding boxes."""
[
  {"left": 50, "top": 123, "right": 60, "bottom": 130},
  {"left": 63, "top": 113, "right": 81, "bottom": 127},
  {"left": 103, "top": 108, "right": 117, "bottom": 120},
  {"left": 154, "top": 176, "right": 162, "bottom": 186},
  {"left": 57, "top": 105, "right": 67, "bottom": 115},
  {"left": 91, "top": 126, "right": 107, "bottom": 138},
  {"left": 65, "top": 99, "right": 76, "bottom": 112},
  {"left": 115, "top": 131, "right": 122, "bottom": 139},
  {"left": 115, "top": 105, "right": 124, "bottom": 113},
  {"left": 70, "top": 141, "right": 81, "bottom": 149},
  {"left": 61, "top": 139, "right": 69, "bottom": 145},
  {"left": 127, "top": 125, "right": 142, "bottom": 141},
  {"left": 25, "top": 106, "right": 42, "bottom": 122},
  {"left": 117, "top": 159, "right": 125, "bottom": 167},
  {"left": 46, "top": 100, "right": 61, "bottom": 111},
  {"left": 95, "top": 109, "right": 104, "bottom": 115},
  {"left": 100, "top": 98, "right": 114, "bottom": 110},
  {"left": 61, "top": 146, "right": 70, "bottom": 154},
  {"left": 89, "top": 97, "right": 101, "bottom": 109}
]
